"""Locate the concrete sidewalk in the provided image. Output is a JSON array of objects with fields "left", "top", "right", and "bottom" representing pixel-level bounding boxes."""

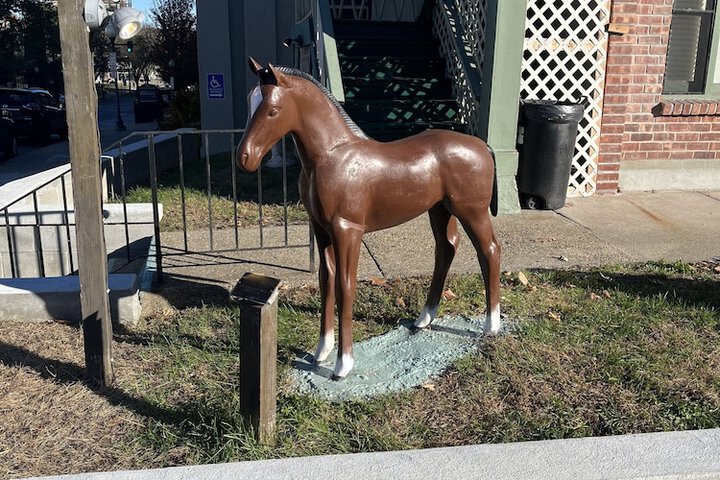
[
  {"left": 155, "top": 190, "right": 720, "bottom": 287},
  {"left": 27, "top": 428, "right": 720, "bottom": 480}
]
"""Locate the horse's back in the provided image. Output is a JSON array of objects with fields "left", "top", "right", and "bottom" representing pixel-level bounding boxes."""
[
  {"left": 387, "top": 129, "right": 492, "bottom": 165},
  {"left": 385, "top": 128, "right": 494, "bottom": 180}
]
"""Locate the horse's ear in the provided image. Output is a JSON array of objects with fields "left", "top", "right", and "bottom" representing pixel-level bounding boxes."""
[
  {"left": 267, "top": 63, "right": 292, "bottom": 88},
  {"left": 248, "top": 57, "right": 263, "bottom": 76}
]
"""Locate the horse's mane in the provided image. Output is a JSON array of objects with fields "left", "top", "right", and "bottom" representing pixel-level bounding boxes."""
[{"left": 275, "top": 65, "right": 369, "bottom": 139}]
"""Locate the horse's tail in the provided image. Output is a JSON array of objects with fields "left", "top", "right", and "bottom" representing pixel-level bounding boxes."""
[{"left": 488, "top": 145, "right": 499, "bottom": 217}]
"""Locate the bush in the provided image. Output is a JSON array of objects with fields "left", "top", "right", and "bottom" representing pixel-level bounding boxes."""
[{"left": 161, "top": 84, "right": 200, "bottom": 129}]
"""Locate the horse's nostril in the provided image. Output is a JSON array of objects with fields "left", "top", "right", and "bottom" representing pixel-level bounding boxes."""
[{"left": 241, "top": 153, "right": 249, "bottom": 164}]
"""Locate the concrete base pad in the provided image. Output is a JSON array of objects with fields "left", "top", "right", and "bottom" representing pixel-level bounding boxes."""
[{"left": 289, "top": 315, "right": 508, "bottom": 401}]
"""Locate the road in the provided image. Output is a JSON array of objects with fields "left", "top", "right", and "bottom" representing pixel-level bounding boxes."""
[{"left": 0, "top": 92, "right": 154, "bottom": 190}]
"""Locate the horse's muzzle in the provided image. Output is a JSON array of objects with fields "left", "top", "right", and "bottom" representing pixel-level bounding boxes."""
[{"left": 236, "top": 152, "right": 251, "bottom": 172}]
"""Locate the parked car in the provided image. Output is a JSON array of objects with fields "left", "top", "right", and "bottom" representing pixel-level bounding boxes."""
[
  {"left": 0, "top": 116, "right": 17, "bottom": 159},
  {"left": 0, "top": 87, "right": 68, "bottom": 144}
]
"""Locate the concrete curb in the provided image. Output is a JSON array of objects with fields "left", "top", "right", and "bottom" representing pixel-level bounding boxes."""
[{"left": 25, "top": 428, "right": 720, "bottom": 480}]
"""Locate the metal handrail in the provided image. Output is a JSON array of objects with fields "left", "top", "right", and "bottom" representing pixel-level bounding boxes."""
[{"left": 1, "top": 166, "right": 74, "bottom": 278}]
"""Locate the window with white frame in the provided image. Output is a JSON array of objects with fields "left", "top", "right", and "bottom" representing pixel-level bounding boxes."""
[{"left": 663, "top": 0, "right": 718, "bottom": 95}]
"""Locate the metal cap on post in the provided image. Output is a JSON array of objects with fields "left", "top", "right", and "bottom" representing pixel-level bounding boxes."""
[{"left": 230, "top": 272, "right": 281, "bottom": 445}]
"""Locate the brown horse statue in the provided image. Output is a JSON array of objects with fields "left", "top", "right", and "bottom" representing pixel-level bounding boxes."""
[{"left": 236, "top": 58, "right": 501, "bottom": 379}]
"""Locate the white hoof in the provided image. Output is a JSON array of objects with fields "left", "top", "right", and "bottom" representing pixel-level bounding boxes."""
[
  {"left": 483, "top": 305, "right": 501, "bottom": 334},
  {"left": 313, "top": 331, "right": 334, "bottom": 363},
  {"left": 414, "top": 305, "right": 438, "bottom": 330},
  {"left": 332, "top": 353, "right": 354, "bottom": 379}
]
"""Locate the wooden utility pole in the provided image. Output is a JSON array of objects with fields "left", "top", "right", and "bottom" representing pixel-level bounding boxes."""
[{"left": 57, "top": 0, "right": 114, "bottom": 386}]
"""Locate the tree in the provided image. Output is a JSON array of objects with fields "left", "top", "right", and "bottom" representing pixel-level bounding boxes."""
[
  {"left": 0, "top": 0, "right": 61, "bottom": 91},
  {"left": 149, "top": 0, "right": 198, "bottom": 90},
  {"left": 0, "top": 0, "right": 22, "bottom": 86},
  {"left": 124, "top": 27, "right": 157, "bottom": 87},
  {"left": 19, "top": 0, "right": 62, "bottom": 92}
]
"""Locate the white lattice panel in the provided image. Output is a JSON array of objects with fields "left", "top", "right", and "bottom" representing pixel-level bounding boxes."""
[{"left": 521, "top": 0, "right": 610, "bottom": 197}]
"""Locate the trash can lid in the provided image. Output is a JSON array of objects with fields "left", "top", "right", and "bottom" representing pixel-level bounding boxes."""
[{"left": 522, "top": 98, "right": 586, "bottom": 123}]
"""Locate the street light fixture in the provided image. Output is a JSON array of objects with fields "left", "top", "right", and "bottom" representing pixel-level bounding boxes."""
[
  {"left": 83, "top": 0, "right": 146, "bottom": 131},
  {"left": 84, "top": 0, "right": 145, "bottom": 37}
]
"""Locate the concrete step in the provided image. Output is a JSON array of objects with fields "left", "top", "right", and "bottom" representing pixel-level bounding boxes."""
[{"left": 0, "top": 273, "right": 141, "bottom": 326}]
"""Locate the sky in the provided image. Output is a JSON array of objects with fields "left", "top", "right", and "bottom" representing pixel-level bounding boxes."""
[
  {"left": 131, "top": 0, "right": 153, "bottom": 15},
  {"left": 128, "top": 1, "right": 196, "bottom": 23}
]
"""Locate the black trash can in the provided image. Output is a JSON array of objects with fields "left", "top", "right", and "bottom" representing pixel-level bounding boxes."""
[{"left": 517, "top": 99, "right": 586, "bottom": 210}]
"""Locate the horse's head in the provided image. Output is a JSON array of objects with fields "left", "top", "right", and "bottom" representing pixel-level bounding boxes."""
[{"left": 236, "top": 58, "right": 297, "bottom": 172}]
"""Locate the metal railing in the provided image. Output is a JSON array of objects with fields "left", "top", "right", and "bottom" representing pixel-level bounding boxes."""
[
  {"left": 0, "top": 167, "right": 74, "bottom": 278},
  {"left": 103, "top": 129, "right": 315, "bottom": 280},
  {"left": 1, "top": 129, "right": 315, "bottom": 280},
  {"left": 432, "top": 0, "right": 485, "bottom": 136}
]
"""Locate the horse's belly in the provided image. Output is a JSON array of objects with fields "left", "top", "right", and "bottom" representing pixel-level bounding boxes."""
[{"left": 364, "top": 186, "right": 442, "bottom": 232}]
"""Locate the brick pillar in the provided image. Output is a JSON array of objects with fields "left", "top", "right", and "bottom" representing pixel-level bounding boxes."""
[{"left": 597, "top": 0, "right": 673, "bottom": 194}]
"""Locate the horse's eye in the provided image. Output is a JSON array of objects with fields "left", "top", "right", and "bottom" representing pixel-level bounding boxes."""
[{"left": 269, "top": 107, "right": 280, "bottom": 117}]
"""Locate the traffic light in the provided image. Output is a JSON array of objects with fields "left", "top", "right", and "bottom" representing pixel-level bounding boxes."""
[{"left": 126, "top": 41, "right": 134, "bottom": 54}]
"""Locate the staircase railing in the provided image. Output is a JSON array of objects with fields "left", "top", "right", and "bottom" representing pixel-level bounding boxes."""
[
  {"left": 294, "top": 0, "right": 345, "bottom": 102},
  {"left": 432, "top": 0, "right": 485, "bottom": 136}
]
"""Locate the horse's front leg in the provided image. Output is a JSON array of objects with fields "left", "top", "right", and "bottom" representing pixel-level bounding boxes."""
[
  {"left": 331, "top": 218, "right": 364, "bottom": 380},
  {"left": 313, "top": 222, "right": 336, "bottom": 363}
]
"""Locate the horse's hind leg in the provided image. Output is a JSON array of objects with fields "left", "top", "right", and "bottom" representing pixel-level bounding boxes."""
[
  {"left": 455, "top": 207, "right": 502, "bottom": 334},
  {"left": 312, "top": 222, "right": 336, "bottom": 363},
  {"left": 413, "top": 204, "right": 459, "bottom": 331}
]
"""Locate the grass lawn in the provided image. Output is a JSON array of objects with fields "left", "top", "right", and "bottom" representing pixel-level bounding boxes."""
[
  {"left": 115, "top": 260, "right": 720, "bottom": 465},
  {"left": 117, "top": 151, "right": 308, "bottom": 231},
  {"left": 1, "top": 261, "right": 718, "bottom": 478}
]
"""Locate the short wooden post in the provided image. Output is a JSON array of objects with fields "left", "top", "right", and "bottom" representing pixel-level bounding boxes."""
[{"left": 230, "top": 273, "right": 281, "bottom": 445}]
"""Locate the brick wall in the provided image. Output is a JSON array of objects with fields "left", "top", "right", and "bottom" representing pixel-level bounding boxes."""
[{"left": 597, "top": 0, "right": 720, "bottom": 194}]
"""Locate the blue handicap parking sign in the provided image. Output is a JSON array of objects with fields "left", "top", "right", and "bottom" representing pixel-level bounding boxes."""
[{"left": 207, "top": 73, "right": 225, "bottom": 99}]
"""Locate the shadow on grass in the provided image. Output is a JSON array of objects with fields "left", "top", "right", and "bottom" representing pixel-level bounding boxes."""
[
  {"left": 534, "top": 265, "right": 720, "bottom": 312},
  {"left": 0, "top": 340, "right": 180, "bottom": 425}
]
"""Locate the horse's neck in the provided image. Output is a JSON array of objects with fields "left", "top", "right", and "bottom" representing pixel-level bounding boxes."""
[{"left": 291, "top": 87, "right": 359, "bottom": 166}]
